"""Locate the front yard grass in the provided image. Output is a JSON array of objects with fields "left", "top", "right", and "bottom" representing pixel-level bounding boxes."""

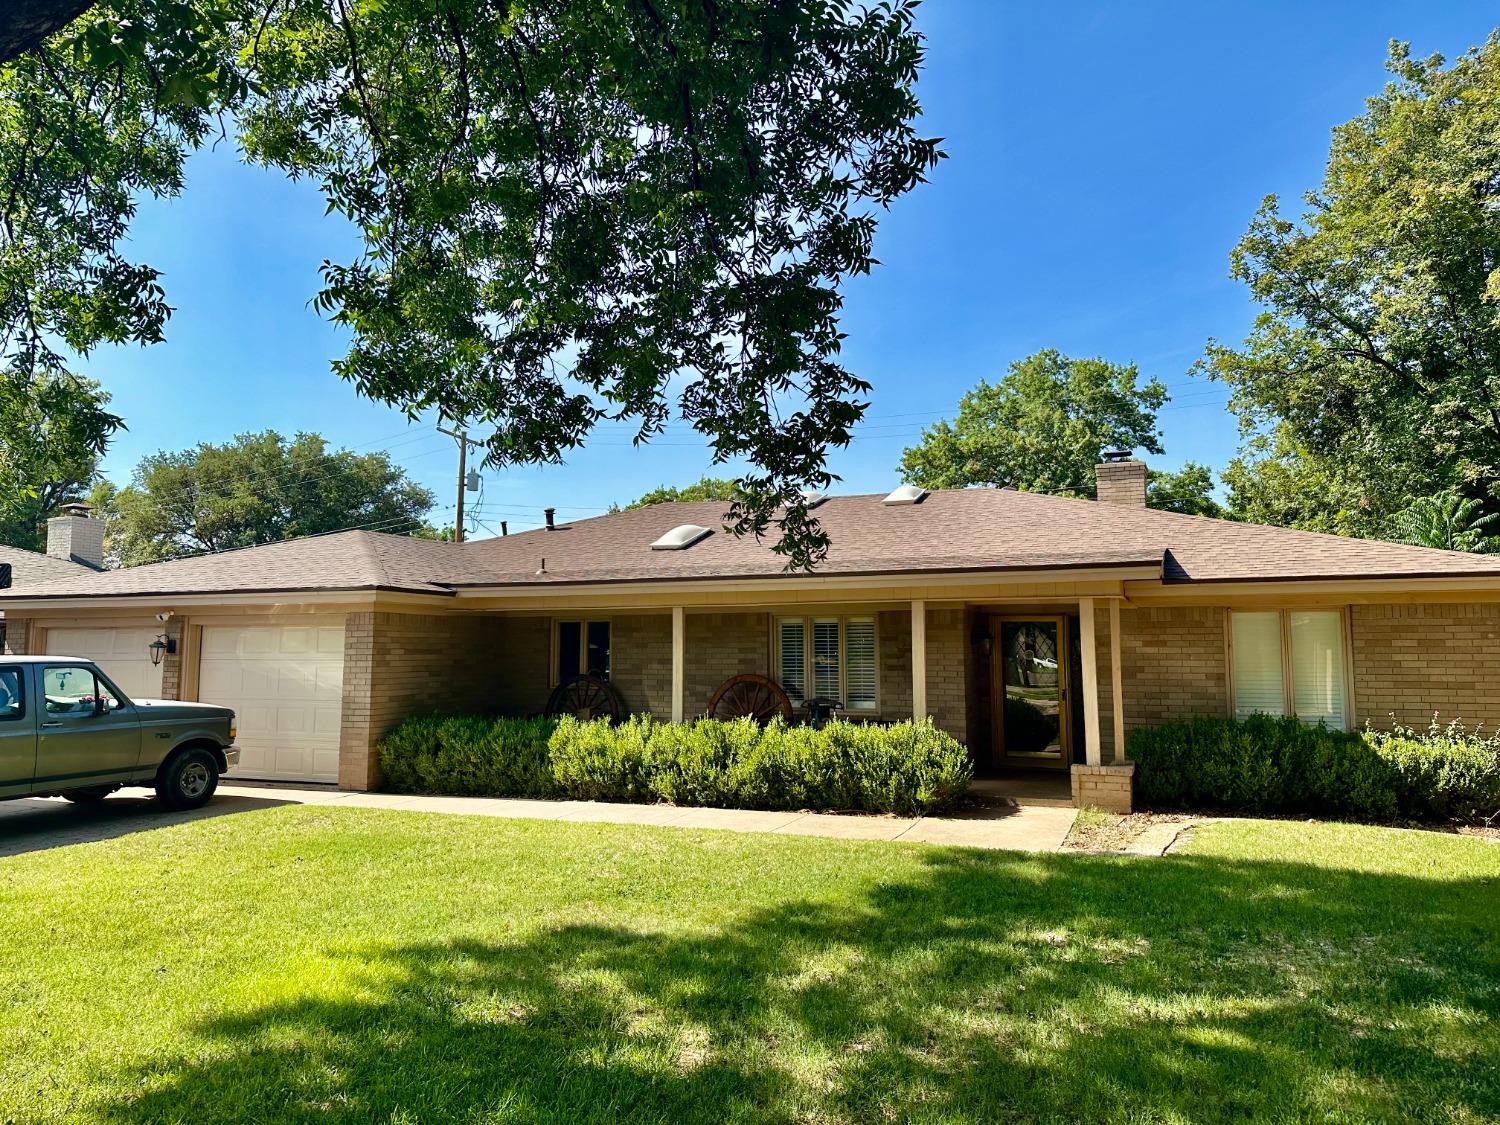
[{"left": 1, "top": 807, "right": 1497, "bottom": 1123}]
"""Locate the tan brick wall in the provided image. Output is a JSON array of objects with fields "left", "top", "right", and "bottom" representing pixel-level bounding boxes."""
[
  {"left": 687, "top": 612, "right": 769, "bottom": 718},
  {"left": 611, "top": 614, "right": 672, "bottom": 718},
  {"left": 1071, "top": 763, "right": 1135, "bottom": 813},
  {"left": 338, "top": 611, "right": 542, "bottom": 791},
  {"left": 1352, "top": 603, "right": 1500, "bottom": 730},
  {"left": 158, "top": 618, "right": 186, "bottom": 701},
  {"left": 879, "top": 609, "right": 913, "bottom": 719},
  {"left": 926, "top": 606, "right": 970, "bottom": 744},
  {"left": 2, "top": 617, "right": 30, "bottom": 655},
  {"left": 1116, "top": 606, "right": 1229, "bottom": 746}
]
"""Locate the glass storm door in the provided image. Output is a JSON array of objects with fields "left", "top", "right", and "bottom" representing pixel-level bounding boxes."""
[{"left": 994, "top": 617, "right": 1069, "bottom": 768}]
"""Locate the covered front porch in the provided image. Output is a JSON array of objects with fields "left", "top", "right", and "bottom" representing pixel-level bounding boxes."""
[{"left": 438, "top": 585, "right": 1139, "bottom": 810}]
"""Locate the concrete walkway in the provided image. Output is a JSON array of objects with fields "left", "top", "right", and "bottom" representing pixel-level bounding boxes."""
[
  {"left": 0, "top": 783, "right": 1077, "bottom": 855},
  {"left": 221, "top": 785, "right": 1079, "bottom": 851}
]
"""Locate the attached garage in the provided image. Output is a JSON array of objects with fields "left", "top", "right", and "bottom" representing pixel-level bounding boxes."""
[
  {"left": 198, "top": 622, "right": 345, "bottom": 783},
  {"left": 45, "top": 626, "right": 165, "bottom": 701}
]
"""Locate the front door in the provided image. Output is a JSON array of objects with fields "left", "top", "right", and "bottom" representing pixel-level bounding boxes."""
[{"left": 992, "top": 617, "right": 1070, "bottom": 769}]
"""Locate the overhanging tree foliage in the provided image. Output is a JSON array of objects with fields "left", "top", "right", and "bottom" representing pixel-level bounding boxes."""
[
  {"left": 0, "top": 372, "right": 118, "bottom": 550},
  {"left": 1, "top": 0, "right": 941, "bottom": 570},
  {"left": 1207, "top": 36, "right": 1500, "bottom": 537}
]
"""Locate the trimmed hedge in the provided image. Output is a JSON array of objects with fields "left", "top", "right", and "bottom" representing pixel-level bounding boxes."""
[
  {"left": 380, "top": 714, "right": 973, "bottom": 815},
  {"left": 379, "top": 715, "right": 558, "bottom": 797},
  {"left": 1130, "top": 713, "right": 1500, "bottom": 823}
]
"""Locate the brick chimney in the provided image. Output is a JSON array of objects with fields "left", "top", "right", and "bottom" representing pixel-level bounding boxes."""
[
  {"left": 1095, "top": 450, "right": 1147, "bottom": 507},
  {"left": 47, "top": 503, "right": 105, "bottom": 569}
]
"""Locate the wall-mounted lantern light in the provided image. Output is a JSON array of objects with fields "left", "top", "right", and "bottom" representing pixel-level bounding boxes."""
[
  {"left": 148, "top": 634, "right": 177, "bottom": 667},
  {"left": 971, "top": 629, "right": 993, "bottom": 658}
]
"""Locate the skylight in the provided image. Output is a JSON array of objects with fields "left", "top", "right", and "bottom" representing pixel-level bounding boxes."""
[
  {"left": 882, "top": 484, "right": 928, "bottom": 506},
  {"left": 651, "top": 524, "right": 713, "bottom": 551}
]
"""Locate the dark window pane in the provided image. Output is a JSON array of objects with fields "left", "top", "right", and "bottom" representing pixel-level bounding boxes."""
[
  {"left": 0, "top": 668, "right": 22, "bottom": 720},
  {"left": 586, "top": 621, "right": 611, "bottom": 680},
  {"left": 557, "top": 621, "right": 582, "bottom": 682}
]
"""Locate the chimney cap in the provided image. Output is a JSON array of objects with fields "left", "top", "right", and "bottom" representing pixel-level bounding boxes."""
[
  {"left": 1101, "top": 448, "right": 1134, "bottom": 464},
  {"left": 57, "top": 502, "right": 93, "bottom": 518}
]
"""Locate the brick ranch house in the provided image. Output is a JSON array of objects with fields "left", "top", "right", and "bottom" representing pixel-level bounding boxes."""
[{"left": 6, "top": 456, "right": 1500, "bottom": 811}]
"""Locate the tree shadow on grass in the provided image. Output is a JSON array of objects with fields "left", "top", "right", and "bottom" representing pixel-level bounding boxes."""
[{"left": 104, "top": 848, "right": 1500, "bottom": 1123}]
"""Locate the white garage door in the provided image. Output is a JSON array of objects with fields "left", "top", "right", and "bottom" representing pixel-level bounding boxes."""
[
  {"left": 46, "top": 627, "right": 165, "bottom": 701},
  {"left": 199, "top": 623, "right": 345, "bottom": 783}
]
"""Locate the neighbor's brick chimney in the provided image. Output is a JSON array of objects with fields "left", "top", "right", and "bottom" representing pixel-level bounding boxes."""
[
  {"left": 47, "top": 503, "right": 105, "bottom": 569},
  {"left": 1095, "top": 451, "right": 1147, "bottom": 507}
]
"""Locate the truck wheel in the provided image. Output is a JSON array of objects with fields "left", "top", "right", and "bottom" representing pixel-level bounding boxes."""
[
  {"left": 63, "top": 785, "right": 118, "bottom": 804},
  {"left": 156, "top": 748, "right": 220, "bottom": 811}
]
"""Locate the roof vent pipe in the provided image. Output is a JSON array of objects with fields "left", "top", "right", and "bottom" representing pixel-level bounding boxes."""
[
  {"left": 500, "top": 521, "right": 508, "bottom": 536},
  {"left": 544, "top": 508, "right": 556, "bottom": 530}
]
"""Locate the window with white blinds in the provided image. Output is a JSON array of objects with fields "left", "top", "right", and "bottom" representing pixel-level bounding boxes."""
[
  {"left": 1231, "top": 609, "right": 1348, "bottom": 730},
  {"left": 778, "top": 619, "right": 807, "bottom": 704},
  {"left": 844, "top": 619, "right": 878, "bottom": 710},
  {"left": 776, "top": 616, "right": 878, "bottom": 711},
  {"left": 1231, "top": 612, "right": 1285, "bottom": 720},
  {"left": 1290, "top": 611, "right": 1347, "bottom": 729}
]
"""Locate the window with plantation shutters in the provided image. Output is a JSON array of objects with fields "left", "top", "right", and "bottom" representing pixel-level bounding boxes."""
[
  {"left": 1231, "top": 612, "right": 1284, "bottom": 720},
  {"left": 1231, "top": 609, "right": 1348, "bottom": 730},
  {"left": 1290, "top": 611, "right": 1347, "bottom": 730},
  {"left": 812, "top": 620, "right": 841, "bottom": 699},
  {"left": 775, "top": 616, "right": 879, "bottom": 712},
  {"left": 778, "top": 618, "right": 807, "bottom": 704},
  {"left": 844, "top": 618, "right": 877, "bottom": 711}
]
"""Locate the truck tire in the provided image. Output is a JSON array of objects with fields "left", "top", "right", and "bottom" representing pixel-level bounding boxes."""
[
  {"left": 156, "top": 748, "right": 220, "bottom": 811},
  {"left": 63, "top": 785, "right": 118, "bottom": 804}
]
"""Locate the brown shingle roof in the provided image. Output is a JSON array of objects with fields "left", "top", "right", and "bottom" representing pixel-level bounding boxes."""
[
  {"left": 5, "top": 488, "right": 1500, "bottom": 601},
  {"left": 0, "top": 546, "right": 96, "bottom": 586}
]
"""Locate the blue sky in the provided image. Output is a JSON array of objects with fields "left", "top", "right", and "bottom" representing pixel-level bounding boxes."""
[{"left": 83, "top": 1, "right": 1500, "bottom": 537}]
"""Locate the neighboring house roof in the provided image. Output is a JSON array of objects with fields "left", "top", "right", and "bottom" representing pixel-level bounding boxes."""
[
  {"left": 0, "top": 545, "right": 97, "bottom": 586},
  {"left": 5, "top": 488, "right": 1500, "bottom": 602}
]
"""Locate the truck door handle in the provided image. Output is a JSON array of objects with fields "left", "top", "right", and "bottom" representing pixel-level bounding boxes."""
[{"left": 40, "top": 721, "right": 61, "bottom": 729}]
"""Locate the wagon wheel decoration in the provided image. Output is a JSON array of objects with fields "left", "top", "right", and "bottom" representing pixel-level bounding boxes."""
[
  {"left": 546, "top": 675, "right": 625, "bottom": 722},
  {"left": 707, "top": 673, "right": 794, "bottom": 724}
]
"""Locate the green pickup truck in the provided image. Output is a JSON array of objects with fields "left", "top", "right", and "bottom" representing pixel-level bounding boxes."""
[{"left": 0, "top": 656, "right": 238, "bottom": 810}]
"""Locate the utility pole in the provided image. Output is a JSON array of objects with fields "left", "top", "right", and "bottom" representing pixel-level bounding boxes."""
[{"left": 437, "top": 426, "right": 481, "bottom": 543}]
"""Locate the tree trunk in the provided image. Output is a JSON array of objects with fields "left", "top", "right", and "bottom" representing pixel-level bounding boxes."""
[{"left": 0, "top": 0, "right": 95, "bottom": 65}]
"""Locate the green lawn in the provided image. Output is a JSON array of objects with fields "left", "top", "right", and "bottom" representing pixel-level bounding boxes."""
[{"left": 1, "top": 808, "right": 1497, "bottom": 1123}]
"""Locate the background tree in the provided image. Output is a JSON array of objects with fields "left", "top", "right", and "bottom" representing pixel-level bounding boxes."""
[
  {"left": 899, "top": 350, "right": 1169, "bottom": 498},
  {"left": 624, "top": 477, "right": 742, "bottom": 510},
  {"left": 1207, "top": 36, "right": 1500, "bottom": 537},
  {"left": 107, "top": 430, "right": 435, "bottom": 564},
  {"left": 1147, "top": 464, "right": 1225, "bottom": 518},
  {"left": 1387, "top": 492, "right": 1500, "bottom": 553},
  {"left": 0, "top": 372, "right": 118, "bottom": 550},
  {"left": 2, "top": 0, "right": 940, "bottom": 571}
]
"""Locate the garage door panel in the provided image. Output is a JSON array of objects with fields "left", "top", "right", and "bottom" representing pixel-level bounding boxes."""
[
  {"left": 46, "top": 627, "right": 164, "bottom": 702},
  {"left": 199, "top": 623, "right": 344, "bottom": 784}
]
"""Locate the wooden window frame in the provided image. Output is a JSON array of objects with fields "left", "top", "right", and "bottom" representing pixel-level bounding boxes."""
[
  {"left": 773, "top": 615, "right": 881, "bottom": 713},
  {"left": 1227, "top": 607, "right": 1352, "bottom": 730},
  {"left": 551, "top": 618, "right": 612, "bottom": 686}
]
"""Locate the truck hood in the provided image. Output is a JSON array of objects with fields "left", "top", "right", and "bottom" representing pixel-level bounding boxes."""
[{"left": 132, "top": 699, "right": 234, "bottom": 721}]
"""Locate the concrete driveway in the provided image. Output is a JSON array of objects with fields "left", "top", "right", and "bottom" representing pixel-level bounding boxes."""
[{"left": 1, "top": 783, "right": 1078, "bottom": 856}]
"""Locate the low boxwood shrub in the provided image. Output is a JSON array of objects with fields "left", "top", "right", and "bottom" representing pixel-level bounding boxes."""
[
  {"left": 1129, "top": 713, "right": 1500, "bottom": 823},
  {"left": 380, "top": 713, "right": 973, "bottom": 815},
  {"left": 380, "top": 715, "right": 557, "bottom": 797}
]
